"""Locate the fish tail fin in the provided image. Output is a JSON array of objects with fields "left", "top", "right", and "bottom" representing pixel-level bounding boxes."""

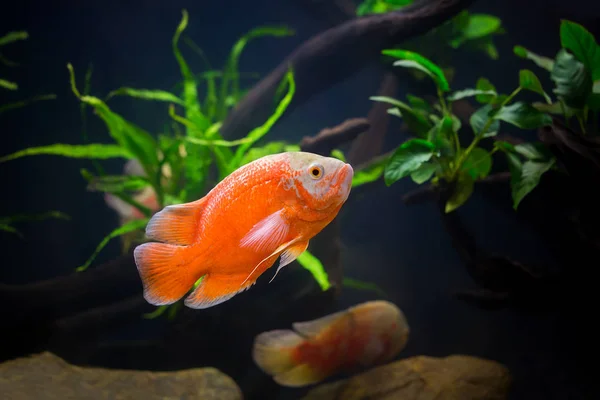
[
  {"left": 134, "top": 242, "right": 204, "bottom": 306},
  {"left": 252, "top": 330, "right": 327, "bottom": 387},
  {"left": 252, "top": 330, "right": 305, "bottom": 376}
]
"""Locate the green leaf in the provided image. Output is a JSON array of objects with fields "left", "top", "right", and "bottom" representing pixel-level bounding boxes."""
[
  {"left": 513, "top": 45, "right": 555, "bottom": 71},
  {"left": 461, "top": 147, "right": 492, "bottom": 179},
  {"left": 342, "top": 277, "right": 387, "bottom": 297},
  {"left": 493, "top": 102, "right": 552, "bottom": 129},
  {"left": 511, "top": 159, "right": 555, "bottom": 210},
  {"left": 559, "top": 19, "right": 600, "bottom": 80},
  {"left": 239, "top": 141, "right": 300, "bottom": 167},
  {"left": 382, "top": 49, "right": 450, "bottom": 92},
  {"left": 330, "top": 149, "right": 346, "bottom": 162},
  {"left": 445, "top": 173, "right": 474, "bottom": 213},
  {"left": 470, "top": 104, "right": 500, "bottom": 137},
  {"left": 0, "top": 31, "right": 28, "bottom": 46},
  {"left": 0, "top": 143, "right": 132, "bottom": 163},
  {"left": 587, "top": 93, "right": 600, "bottom": 111},
  {"left": 76, "top": 218, "right": 149, "bottom": 272},
  {"left": 106, "top": 87, "right": 184, "bottom": 105},
  {"left": 551, "top": 49, "right": 593, "bottom": 109},
  {"left": 447, "top": 88, "right": 497, "bottom": 102},
  {"left": 531, "top": 101, "right": 576, "bottom": 117},
  {"left": 296, "top": 250, "right": 330, "bottom": 291},
  {"left": 0, "top": 79, "right": 17, "bottom": 90},
  {"left": 231, "top": 68, "right": 295, "bottom": 168},
  {"left": 0, "top": 94, "right": 56, "bottom": 114},
  {"left": 462, "top": 14, "right": 502, "bottom": 40},
  {"left": 352, "top": 156, "right": 388, "bottom": 187},
  {"left": 0, "top": 224, "right": 22, "bottom": 238},
  {"left": 370, "top": 96, "right": 432, "bottom": 137},
  {"left": 475, "top": 78, "right": 497, "bottom": 103},
  {"left": 0, "top": 211, "right": 70, "bottom": 224},
  {"left": 87, "top": 175, "right": 151, "bottom": 193},
  {"left": 410, "top": 162, "right": 436, "bottom": 184},
  {"left": 519, "top": 69, "right": 551, "bottom": 103},
  {"left": 406, "top": 94, "right": 432, "bottom": 114},
  {"left": 429, "top": 115, "right": 455, "bottom": 157},
  {"left": 384, "top": 138, "right": 436, "bottom": 186},
  {"left": 513, "top": 142, "right": 553, "bottom": 161},
  {"left": 67, "top": 64, "right": 159, "bottom": 177}
]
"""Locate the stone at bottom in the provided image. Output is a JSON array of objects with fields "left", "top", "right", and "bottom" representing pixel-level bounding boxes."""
[
  {"left": 0, "top": 351, "right": 242, "bottom": 400},
  {"left": 302, "top": 354, "right": 511, "bottom": 400}
]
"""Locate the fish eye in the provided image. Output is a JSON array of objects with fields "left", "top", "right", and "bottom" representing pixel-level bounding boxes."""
[{"left": 308, "top": 163, "right": 324, "bottom": 180}]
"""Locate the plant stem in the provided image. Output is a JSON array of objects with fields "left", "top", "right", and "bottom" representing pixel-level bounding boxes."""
[
  {"left": 450, "top": 87, "right": 522, "bottom": 181},
  {"left": 576, "top": 114, "right": 587, "bottom": 134}
]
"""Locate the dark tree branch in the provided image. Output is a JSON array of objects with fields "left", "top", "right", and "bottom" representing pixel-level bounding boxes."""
[
  {"left": 300, "top": 118, "right": 370, "bottom": 155},
  {"left": 220, "top": 0, "right": 477, "bottom": 140}
]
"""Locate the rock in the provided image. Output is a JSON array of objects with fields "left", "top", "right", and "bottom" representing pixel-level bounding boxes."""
[
  {"left": 302, "top": 355, "right": 511, "bottom": 400},
  {"left": 0, "top": 351, "right": 242, "bottom": 400}
]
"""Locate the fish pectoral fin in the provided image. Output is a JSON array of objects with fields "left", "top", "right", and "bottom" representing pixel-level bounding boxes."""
[
  {"left": 239, "top": 236, "right": 302, "bottom": 286},
  {"left": 252, "top": 329, "right": 305, "bottom": 375},
  {"left": 269, "top": 240, "right": 309, "bottom": 283},
  {"left": 239, "top": 209, "right": 289, "bottom": 253},
  {"left": 145, "top": 197, "right": 207, "bottom": 246},
  {"left": 292, "top": 310, "right": 350, "bottom": 338},
  {"left": 273, "top": 364, "right": 327, "bottom": 388},
  {"left": 184, "top": 273, "right": 256, "bottom": 309}
]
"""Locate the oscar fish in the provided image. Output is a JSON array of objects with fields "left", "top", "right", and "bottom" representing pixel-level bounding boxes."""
[
  {"left": 133, "top": 151, "right": 354, "bottom": 309},
  {"left": 252, "top": 300, "right": 410, "bottom": 387}
]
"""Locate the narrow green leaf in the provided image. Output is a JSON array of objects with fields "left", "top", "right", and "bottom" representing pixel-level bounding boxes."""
[
  {"left": 384, "top": 138, "right": 436, "bottom": 186},
  {"left": 296, "top": 250, "right": 330, "bottom": 291},
  {"left": 106, "top": 87, "right": 184, "bottom": 105},
  {"left": 76, "top": 219, "right": 149, "bottom": 272},
  {"left": 493, "top": 102, "right": 552, "bottom": 129},
  {"left": 0, "top": 79, "right": 17, "bottom": 90},
  {"left": 0, "top": 211, "right": 70, "bottom": 224},
  {"left": 0, "top": 94, "right": 56, "bottom": 114},
  {"left": 0, "top": 224, "right": 22, "bottom": 238},
  {"left": 461, "top": 147, "right": 492, "bottom": 179},
  {"left": 447, "top": 88, "right": 496, "bottom": 102},
  {"left": 87, "top": 175, "right": 151, "bottom": 193},
  {"left": 519, "top": 69, "right": 552, "bottom": 103},
  {"left": 559, "top": 19, "right": 600, "bottom": 80},
  {"left": 0, "top": 31, "right": 28, "bottom": 46},
  {"left": 383, "top": 49, "right": 450, "bottom": 91},
  {"left": 231, "top": 68, "right": 295, "bottom": 166},
  {"left": 445, "top": 173, "right": 474, "bottom": 213},
  {"left": 352, "top": 156, "right": 388, "bottom": 187},
  {"left": 0, "top": 143, "right": 132, "bottom": 163},
  {"left": 239, "top": 141, "right": 300, "bottom": 167},
  {"left": 342, "top": 277, "right": 387, "bottom": 297},
  {"left": 513, "top": 45, "right": 555, "bottom": 71},
  {"left": 513, "top": 142, "right": 553, "bottom": 161}
]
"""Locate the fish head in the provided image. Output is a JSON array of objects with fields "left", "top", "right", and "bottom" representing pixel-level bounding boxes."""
[{"left": 286, "top": 152, "right": 354, "bottom": 213}]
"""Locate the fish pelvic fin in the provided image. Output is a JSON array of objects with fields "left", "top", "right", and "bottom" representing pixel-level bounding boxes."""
[
  {"left": 145, "top": 197, "right": 207, "bottom": 246},
  {"left": 134, "top": 242, "right": 204, "bottom": 306},
  {"left": 252, "top": 330, "right": 326, "bottom": 387},
  {"left": 183, "top": 273, "right": 256, "bottom": 309}
]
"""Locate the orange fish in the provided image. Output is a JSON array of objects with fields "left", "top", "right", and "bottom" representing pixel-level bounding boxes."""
[
  {"left": 251, "top": 300, "right": 409, "bottom": 387},
  {"left": 133, "top": 151, "right": 354, "bottom": 309}
]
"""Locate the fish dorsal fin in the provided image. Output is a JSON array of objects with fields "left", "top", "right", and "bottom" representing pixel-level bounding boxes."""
[
  {"left": 145, "top": 197, "right": 207, "bottom": 246},
  {"left": 240, "top": 237, "right": 301, "bottom": 286},
  {"left": 240, "top": 209, "right": 289, "bottom": 253},
  {"left": 269, "top": 240, "right": 309, "bottom": 283},
  {"left": 292, "top": 310, "right": 349, "bottom": 339}
]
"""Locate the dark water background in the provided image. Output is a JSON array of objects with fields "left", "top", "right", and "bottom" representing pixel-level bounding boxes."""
[{"left": 2, "top": 0, "right": 599, "bottom": 399}]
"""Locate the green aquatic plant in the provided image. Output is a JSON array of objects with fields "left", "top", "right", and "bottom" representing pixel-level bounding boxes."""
[
  {"left": 0, "top": 30, "right": 56, "bottom": 113},
  {"left": 365, "top": 19, "right": 599, "bottom": 212},
  {"left": 356, "top": 0, "right": 504, "bottom": 82},
  {"left": 0, "top": 211, "right": 70, "bottom": 238}
]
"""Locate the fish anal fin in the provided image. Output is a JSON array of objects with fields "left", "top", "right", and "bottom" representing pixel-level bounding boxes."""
[
  {"left": 239, "top": 209, "right": 289, "bottom": 253},
  {"left": 273, "top": 364, "right": 327, "bottom": 388},
  {"left": 184, "top": 273, "right": 256, "bottom": 309},
  {"left": 145, "top": 197, "right": 207, "bottom": 246},
  {"left": 252, "top": 330, "right": 305, "bottom": 375},
  {"left": 269, "top": 240, "right": 309, "bottom": 283},
  {"left": 292, "top": 310, "right": 350, "bottom": 338},
  {"left": 133, "top": 242, "right": 203, "bottom": 306}
]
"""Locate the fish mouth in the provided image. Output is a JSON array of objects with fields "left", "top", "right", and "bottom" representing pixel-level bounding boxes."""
[{"left": 337, "top": 163, "right": 354, "bottom": 202}]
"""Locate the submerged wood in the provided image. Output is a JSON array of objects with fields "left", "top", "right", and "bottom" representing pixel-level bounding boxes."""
[{"left": 219, "top": 0, "right": 477, "bottom": 140}]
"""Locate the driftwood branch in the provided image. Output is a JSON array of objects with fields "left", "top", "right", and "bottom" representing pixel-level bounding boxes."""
[
  {"left": 220, "top": 0, "right": 476, "bottom": 140},
  {"left": 300, "top": 118, "right": 370, "bottom": 155}
]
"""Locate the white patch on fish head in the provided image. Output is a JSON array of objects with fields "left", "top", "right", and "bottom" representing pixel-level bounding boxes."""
[{"left": 285, "top": 152, "right": 354, "bottom": 211}]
